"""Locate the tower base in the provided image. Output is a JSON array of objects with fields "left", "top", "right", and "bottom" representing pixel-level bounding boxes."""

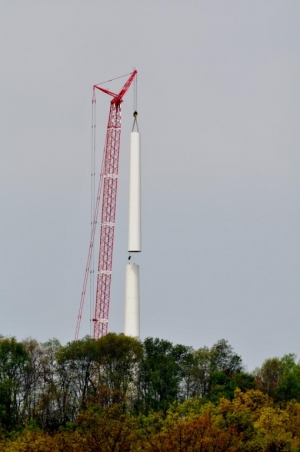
[{"left": 124, "top": 263, "right": 140, "bottom": 338}]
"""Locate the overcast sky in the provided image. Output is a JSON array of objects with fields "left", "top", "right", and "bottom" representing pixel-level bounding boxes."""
[{"left": 0, "top": 1, "right": 299, "bottom": 370}]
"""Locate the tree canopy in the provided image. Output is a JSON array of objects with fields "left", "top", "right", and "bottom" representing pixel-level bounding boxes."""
[{"left": 0, "top": 334, "right": 300, "bottom": 451}]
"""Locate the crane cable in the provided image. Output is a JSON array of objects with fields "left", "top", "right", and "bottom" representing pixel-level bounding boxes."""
[
  {"left": 90, "top": 91, "right": 96, "bottom": 336},
  {"left": 94, "top": 71, "right": 134, "bottom": 87}
]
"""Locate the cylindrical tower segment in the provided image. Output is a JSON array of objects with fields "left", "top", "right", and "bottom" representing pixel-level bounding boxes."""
[
  {"left": 128, "top": 132, "right": 141, "bottom": 252},
  {"left": 124, "top": 263, "right": 140, "bottom": 338}
]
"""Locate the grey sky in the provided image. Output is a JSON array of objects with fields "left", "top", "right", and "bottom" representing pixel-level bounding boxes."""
[{"left": 0, "top": 1, "right": 299, "bottom": 370}]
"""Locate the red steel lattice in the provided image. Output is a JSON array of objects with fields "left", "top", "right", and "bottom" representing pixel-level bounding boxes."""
[
  {"left": 93, "top": 102, "right": 121, "bottom": 338},
  {"left": 75, "top": 70, "right": 137, "bottom": 340}
]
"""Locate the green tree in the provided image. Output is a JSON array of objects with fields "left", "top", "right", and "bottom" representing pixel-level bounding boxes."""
[
  {"left": 0, "top": 337, "right": 30, "bottom": 429},
  {"left": 277, "top": 354, "right": 300, "bottom": 402},
  {"left": 56, "top": 334, "right": 142, "bottom": 414},
  {"left": 187, "top": 340, "right": 254, "bottom": 402},
  {"left": 92, "top": 333, "right": 143, "bottom": 408},
  {"left": 56, "top": 335, "right": 95, "bottom": 413},
  {"left": 138, "top": 338, "right": 192, "bottom": 413}
]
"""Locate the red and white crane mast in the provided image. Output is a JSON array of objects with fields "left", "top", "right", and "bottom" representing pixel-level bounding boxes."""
[{"left": 75, "top": 70, "right": 137, "bottom": 340}]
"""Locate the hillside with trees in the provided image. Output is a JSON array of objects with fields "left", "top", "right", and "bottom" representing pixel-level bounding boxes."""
[{"left": 1, "top": 333, "right": 300, "bottom": 451}]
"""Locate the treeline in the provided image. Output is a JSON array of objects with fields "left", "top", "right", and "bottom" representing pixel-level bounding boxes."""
[{"left": 1, "top": 333, "right": 300, "bottom": 451}]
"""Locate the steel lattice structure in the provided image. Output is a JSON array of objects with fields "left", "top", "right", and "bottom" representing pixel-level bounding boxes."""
[
  {"left": 75, "top": 70, "right": 137, "bottom": 340},
  {"left": 93, "top": 102, "right": 121, "bottom": 337}
]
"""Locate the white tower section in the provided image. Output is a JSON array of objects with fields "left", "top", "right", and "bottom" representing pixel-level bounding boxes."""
[
  {"left": 125, "top": 125, "right": 141, "bottom": 339},
  {"left": 124, "top": 263, "right": 140, "bottom": 337},
  {"left": 128, "top": 132, "right": 141, "bottom": 252}
]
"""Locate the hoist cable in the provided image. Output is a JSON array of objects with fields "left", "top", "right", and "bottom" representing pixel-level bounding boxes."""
[
  {"left": 90, "top": 96, "right": 96, "bottom": 336},
  {"left": 94, "top": 71, "right": 134, "bottom": 87}
]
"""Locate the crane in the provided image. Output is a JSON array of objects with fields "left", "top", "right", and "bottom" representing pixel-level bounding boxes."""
[{"left": 75, "top": 70, "right": 137, "bottom": 340}]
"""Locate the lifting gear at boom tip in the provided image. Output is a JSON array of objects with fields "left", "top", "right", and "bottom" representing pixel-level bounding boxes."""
[{"left": 133, "top": 111, "right": 138, "bottom": 117}]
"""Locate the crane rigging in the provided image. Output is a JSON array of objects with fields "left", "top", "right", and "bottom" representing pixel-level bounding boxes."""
[{"left": 75, "top": 70, "right": 137, "bottom": 340}]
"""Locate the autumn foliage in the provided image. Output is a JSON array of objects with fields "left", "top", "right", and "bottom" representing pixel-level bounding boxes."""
[{"left": 1, "top": 334, "right": 300, "bottom": 451}]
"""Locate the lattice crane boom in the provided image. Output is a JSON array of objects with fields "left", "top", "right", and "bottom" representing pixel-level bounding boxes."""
[{"left": 75, "top": 70, "right": 137, "bottom": 340}]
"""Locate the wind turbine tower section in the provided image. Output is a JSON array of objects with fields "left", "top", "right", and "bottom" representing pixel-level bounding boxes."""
[
  {"left": 128, "top": 130, "right": 141, "bottom": 252},
  {"left": 124, "top": 263, "right": 140, "bottom": 338},
  {"left": 125, "top": 112, "right": 141, "bottom": 338}
]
